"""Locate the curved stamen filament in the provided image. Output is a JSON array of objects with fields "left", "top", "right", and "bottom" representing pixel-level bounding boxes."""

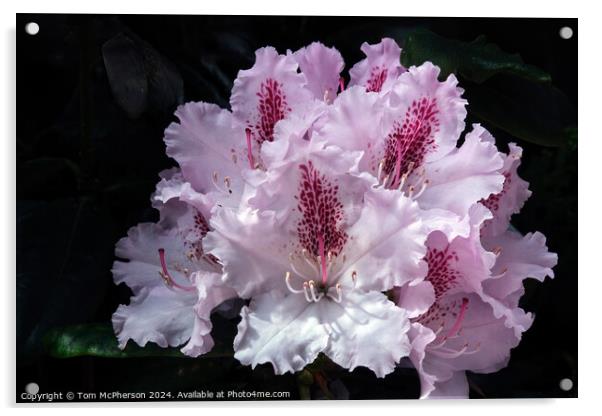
[
  {"left": 412, "top": 179, "right": 429, "bottom": 199},
  {"left": 318, "top": 235, "right": 328, "bottom": 285},
  {"left": 301, "top": 249, "right": 320, "bottom": 275},
  {"left": 446, "top": 298, "right": 469, "bottom": 338},
  {"left": 285, "top": 272, "right": 305, "bottom": 294},
  {"left": 351, "top": 270, "right": 358, "bottom": 287},
  {"left": 302, "top": 282, "right": 312, "bottom": 302},
  {"left": 328, "top": 283, "right": 342, "bottom": 303},
  {"left": 339, "top": 77, "right": 345, "bottom": 93},
  {"left": 377, "top": 159, "right": 385, "bottom": 183},
  {"left": 157, "top": 248, "right": 196, "bottom": 292},
  {"left": 245, "top": 128, "right": 255, "bottom": 169},
  {"left": 308, "top": 280, "right": 324, "bottom": 302},
  {"left": 391, "top": 140, "right": 403, "bottom": 189}
]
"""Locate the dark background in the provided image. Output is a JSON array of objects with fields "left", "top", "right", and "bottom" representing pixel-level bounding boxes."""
[{"left": 16, "top": 14, "right": 577, "bottom": 400}]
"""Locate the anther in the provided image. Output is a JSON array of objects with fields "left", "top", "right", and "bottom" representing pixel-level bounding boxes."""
[{"left": 245, "top": 128, "right": 255, "bottom": 169}]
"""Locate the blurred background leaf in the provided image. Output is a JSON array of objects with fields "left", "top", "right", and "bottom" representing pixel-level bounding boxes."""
[
  {"left": 43, "top": 323, "right": 234, "bottom": 359},
  {"left": 402, "top": 29, "right": 552, "bottom": 83}
]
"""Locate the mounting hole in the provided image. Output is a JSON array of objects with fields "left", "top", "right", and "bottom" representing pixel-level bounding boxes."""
[
  {"left": 25, "top": 22, "right": 39, "bottom": 36},
  {"left": 559, "top": 378, "right": 573, "bottom": 391},
  {"left": 559, "top": 26, "right": 573, "bottom": 40},
  {"left": 25, "top": 382, "right": 39, "bottom": 395}
]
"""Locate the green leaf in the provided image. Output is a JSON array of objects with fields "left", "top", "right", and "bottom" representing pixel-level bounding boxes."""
[
  {"left": 464, "top": 76, "right": 576, "bottom": 147},
  {"left": 42, "top": 323, "right": 233, "bottom": 359},
  {"left": 401, "top": 29, "right": 552, "bottom": 84}
]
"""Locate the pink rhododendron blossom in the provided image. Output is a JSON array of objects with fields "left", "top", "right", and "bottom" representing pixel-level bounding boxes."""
[
  {"left": 110, "top": 38, "right": 557, "bottom": 399},
  {"left": 205, "top": 132, "right": 428, "bottom": 377},
  {"left": 349, "top": 38, "right": 406, "bottom": 94},
  {"left": 400, "top": 200, "right": 556, "bottom": 398},
  {"left": 112, "top": 172, "right": 235, "bottom": 357},
  {"left": 317, "top": 64, "right": 505, "bottom": 219}
]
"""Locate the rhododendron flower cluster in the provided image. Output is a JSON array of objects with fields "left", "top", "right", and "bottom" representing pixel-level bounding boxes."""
[{"left": 112, "top": 38, "right": 557, "bottom": 399}]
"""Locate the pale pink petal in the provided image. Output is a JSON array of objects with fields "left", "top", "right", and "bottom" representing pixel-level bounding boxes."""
[
  {"left": 164, "top": 102, "right": 247, "bottom": 202},
  {"left": 313, "top": 86, "right": 385, "bottom": 175},
  {"left": 418, "top": 124, "right": 505, "bottom": 217},
  {"left": 204, "top": 208, "right": 292, "bottom": 298},
  {"left": 407, "top": 323, "right": 438, "bottom": 399},
  {"left": 349, "top": 38, "right": 405, "bottom": 94},
  {"left": 230, "top": 47, "right": 313, "bottom": 146},
  {"left": 261, "top": 99, "right": 330, "bottom": 169},
  {"left": 233, "top": 291, "right": 329, "bottom": 374},
  {"left": 421, "top": 208, "right": 471, "bottom": 243},
  {"left": 396, "top": 281, "right": 435, "bottom": 319},
  {"left": 428, "top": 371, "right": 469, "bottom": 399},
  {"left": 112, "top": 223, "right": 199, "bottom": 293},
  {"left": 424, "top": 204, "right": 496, "bottom": 296},
  {"left": 234, "top": 290, "right": 411, "bottom": 377},
  {"left": 482, "top": 230, "right": 557, "bottom": 300},
  {"left": 481, "top": 142, "right": 532, "bottom": 237},
  {"left": 422, "top": 293, "right": 519, "bottom": 375},
  {"left": 293, "top": 42, "right": 345, "bottom": 102},
  {"left": 341, "top": 188, "right": 428, "bottom": 292},
  {"left": 181, "top": 271, "right": 237, "bottom": 357},
  {"left": 323, "top": 290, "right": 411, "bottom": 378},
  {"left": 151, "top": 168, "right": 217, "bottom": 224},
  {"left": 180, "top": 314, "right": 214, "bottom": 358},
  {"left": 112, "top": 285, "right": 196, "bottom": 349},
  {"left": 480, "top": 230, "right": 556, "bottom": 336}
]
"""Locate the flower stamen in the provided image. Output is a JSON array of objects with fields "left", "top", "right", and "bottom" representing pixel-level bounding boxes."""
[
  {"left": 157, "top": 248, "right": 196, "bottom": 292},
  {"left": 328, "top": 283, "right": 343, "bottom": 303},
  {"left": 245, "top": 128, "right": 255, "bottom": 169},
  {"left": 285, "top": 271, "right": 306, "bottom": 294},
  {"left": 446, "top": 297, "right": 469, "bottom": 338},
  {"left": 308, "top": 280, "right": 324, "bottom": 302},
  {"left": 302, "top": 282, "right": 312, "bottom": 302},
  {"left": 318, "top": 235, "right": 328, "bottom": 285}
]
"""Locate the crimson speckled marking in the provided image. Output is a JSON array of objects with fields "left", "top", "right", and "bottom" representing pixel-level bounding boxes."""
[
  {"left": 417, "top": 245, "right": 463, "bottom": 327},
  {"left": 295, "top": 161, "right": 347, "bottom": 257},
  {"left": 251, "top": 78, "right": 291, "bottom": 144},
  {"left": 382, "top": 97, "right": 440, "bottom": 180},
  {"left": 425, "top": 246, "right": 462, "bottom": 300},
  {"left": 366, "top": 66, "right": 388, "bottom": 93},
  {"left": 481, "top": 171, "right": 512, "bottom": 213}
]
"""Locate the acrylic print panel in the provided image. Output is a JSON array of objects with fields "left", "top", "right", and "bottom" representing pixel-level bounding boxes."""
[{"left": 16, "top": 14, "right": 577, "bottom": 402}]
